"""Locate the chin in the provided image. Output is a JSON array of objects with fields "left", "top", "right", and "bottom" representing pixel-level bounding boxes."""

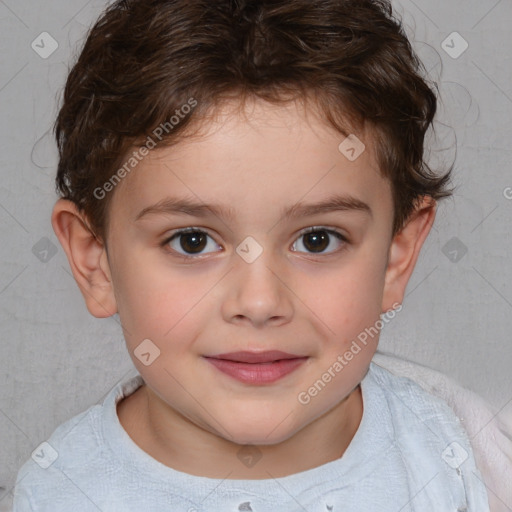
[{"left": 229, "top": 431, "right": 293, "bottom": 447}]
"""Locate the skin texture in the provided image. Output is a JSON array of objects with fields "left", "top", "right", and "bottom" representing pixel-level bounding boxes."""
[{"left": 51, "top": 98, "right": 436, "bottom": 479}]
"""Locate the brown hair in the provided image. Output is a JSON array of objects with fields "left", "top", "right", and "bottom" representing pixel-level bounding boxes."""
[{"left": 54, "top": 0, "right": 452, "bottom": 242}]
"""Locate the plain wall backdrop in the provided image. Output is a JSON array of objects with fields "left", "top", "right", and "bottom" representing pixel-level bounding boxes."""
[{"left": 1, "top": 0, "right": 511, "bottom": 508}]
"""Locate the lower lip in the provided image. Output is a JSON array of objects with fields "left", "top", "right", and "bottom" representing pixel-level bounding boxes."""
[{"left": 204, "top": 357, "right": 308, "bottom": 384}]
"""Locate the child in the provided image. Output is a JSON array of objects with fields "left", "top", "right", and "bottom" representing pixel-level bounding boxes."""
[{"left": 13, "top": 0, "right": 492, "bottom": 510}]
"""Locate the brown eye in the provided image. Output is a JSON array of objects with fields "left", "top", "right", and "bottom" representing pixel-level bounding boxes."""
[
  {"left": 303, "top": 231, "right": 329, "bottom": 253},
  {"left": 179, "top": 231, "right": 207, "bottom": 253},
  {"left": 292, "top": 228, "right": 347, "bottom": 255},
  {"left": 164, "top": 229, "right": 221, "bottom": 257}
]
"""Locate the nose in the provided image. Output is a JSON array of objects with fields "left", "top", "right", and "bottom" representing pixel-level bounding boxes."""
[{"left": 221, "top": 249, "right": 294, "bottom": 329}]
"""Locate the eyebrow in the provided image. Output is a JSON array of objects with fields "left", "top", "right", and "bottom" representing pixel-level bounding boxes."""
[{"left": 134, "top": 194, "right": 372, "bottom": 222}]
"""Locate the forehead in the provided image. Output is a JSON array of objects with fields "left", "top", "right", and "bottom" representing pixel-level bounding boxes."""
[{"left": 110, "top": 98, "right": 392, "bottom": 226}]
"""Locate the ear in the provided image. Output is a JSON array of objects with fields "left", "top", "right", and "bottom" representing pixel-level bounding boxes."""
[
  {"left": 51, "top": 199, "right": 117, "bottom": 318},
  {"left": 382, "top": 196, "right": 436, "bottom": 313}
]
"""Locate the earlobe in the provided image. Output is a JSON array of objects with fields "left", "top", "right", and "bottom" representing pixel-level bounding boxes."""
[
  {"left": 381, "top": 196, "right": 437, "bottom": 312},
  {"left": 51, "top": 199, "right": 117, "bottom": 318}
]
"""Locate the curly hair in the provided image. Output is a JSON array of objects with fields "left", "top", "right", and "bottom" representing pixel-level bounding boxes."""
[{"left": 54, "top": 0, "right": 452, "bottom": 242}]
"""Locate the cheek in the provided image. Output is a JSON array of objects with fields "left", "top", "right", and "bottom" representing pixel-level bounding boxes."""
[
  {"left": 111, "top": 254, "right": 211, "bottom": 348},
  {"left": 303, "top": 249, "right": 388, "bottom": 344}
]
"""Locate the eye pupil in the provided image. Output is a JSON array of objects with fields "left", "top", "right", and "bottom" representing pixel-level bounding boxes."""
[
  {"left": 304, "top": 231, "right": 329, "bottom": 253},
  {"left": 181, "top": 232, "right": 207, "bottom": 253}
]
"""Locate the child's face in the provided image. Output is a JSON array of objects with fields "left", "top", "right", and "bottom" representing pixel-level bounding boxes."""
[{"left": 68, "top": 99, "right": 428, "bottom": 445}]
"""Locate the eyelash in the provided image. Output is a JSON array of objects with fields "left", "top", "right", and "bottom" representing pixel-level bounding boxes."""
[{"left": 161, "top": 226, "right": 349, "bottom": 261}]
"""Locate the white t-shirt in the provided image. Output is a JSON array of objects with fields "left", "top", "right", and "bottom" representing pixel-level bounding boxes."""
[{"left": 13, "top": 361, "right": 490, "bottom": 511}]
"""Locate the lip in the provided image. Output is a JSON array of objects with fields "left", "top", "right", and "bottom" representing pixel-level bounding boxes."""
[
  {"left": 207, "top": 350, "right": 304, "bottom": 363},
  {"left": 203, "top": 351, "right": 308, "bottom": 384}
]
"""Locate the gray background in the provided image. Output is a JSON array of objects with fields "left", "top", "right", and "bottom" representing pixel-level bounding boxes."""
[{"left": 1, "top": 0, "right": 511, "bottom": 507}]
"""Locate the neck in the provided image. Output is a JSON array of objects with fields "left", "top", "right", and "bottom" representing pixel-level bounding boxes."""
[{"left": 117, "top": 383, "right": 363, "bottom": 479}]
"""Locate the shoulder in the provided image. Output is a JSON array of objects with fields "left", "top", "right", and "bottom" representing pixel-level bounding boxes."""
[
  {"left": 370, "top": 352, "right": 512, "bottom": 511},
  {"left": 13, "top": 375, "right": 144, "bottom": 511},
  {"left": 367, "top": 359, "right": 474, "bottom": 449},
  {"left": 13, "top": 403, "right": 104, "bottom": 510},
  {"left": 368, "top": 358, "right": 464, "bottom": 421},
  {"left": 364, "top": 358, "right": 491, "bottom": 509}
]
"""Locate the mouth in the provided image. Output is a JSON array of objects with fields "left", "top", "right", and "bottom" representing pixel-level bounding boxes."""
[
  {"left": 206, "top": 350, "right": 306, "bottom": 363},
  {"left": 203, "top": 350, "right": 308, "bottom": 384}
]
